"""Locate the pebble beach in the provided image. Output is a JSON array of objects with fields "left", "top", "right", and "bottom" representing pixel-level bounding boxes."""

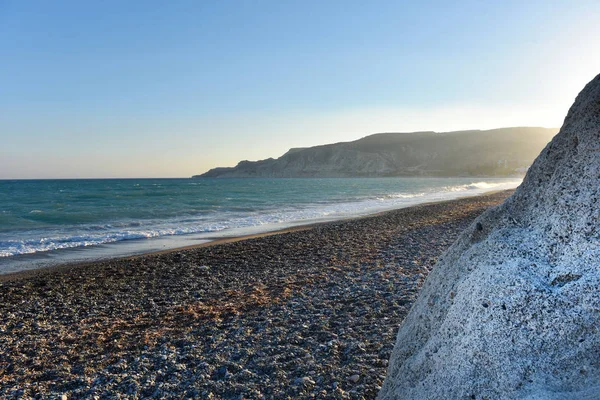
[{"left": 0, "top": 190, "right": 512, "bottom": 399}]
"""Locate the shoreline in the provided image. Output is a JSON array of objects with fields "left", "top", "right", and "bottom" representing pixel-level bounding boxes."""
[
  {"left": 0, "top": 177, "right": 522, "bottom": 275},
  {"left": 0, "top": 225, "right": 315, "bottom": 283},
  {"left": 0, "top": 189, "right": 512, "bottom": 283}
]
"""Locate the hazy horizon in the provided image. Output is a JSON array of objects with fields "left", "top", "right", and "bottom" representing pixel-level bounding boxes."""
[
  {"left": 1, "top": 126, "right": 559, "bottom": 180},
  {"left": 1, "top": 1, "right": 599, "bottom": 179}
]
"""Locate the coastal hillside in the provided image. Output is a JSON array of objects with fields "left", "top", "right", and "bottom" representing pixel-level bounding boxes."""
[{"left": 194, "top": 127, "right": 557, "bottom": 178}]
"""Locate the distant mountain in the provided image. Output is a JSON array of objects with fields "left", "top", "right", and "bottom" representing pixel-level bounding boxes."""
[{"left": 193, "top": 127, "right": 558, "bottom": 178}]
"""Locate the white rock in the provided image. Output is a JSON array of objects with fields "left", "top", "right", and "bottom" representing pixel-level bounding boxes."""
[{"left": 379, "top": 73, "right": 600, "bottom": 399}]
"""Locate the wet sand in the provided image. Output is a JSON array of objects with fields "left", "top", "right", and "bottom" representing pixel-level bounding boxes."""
[{"left": 0, "top": 190, "right": 512, "bottom": 399}]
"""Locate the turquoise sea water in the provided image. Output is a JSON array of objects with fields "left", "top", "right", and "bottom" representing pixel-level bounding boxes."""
[{"left": 0, "top": 177, "right": 521, "bottom": 273}]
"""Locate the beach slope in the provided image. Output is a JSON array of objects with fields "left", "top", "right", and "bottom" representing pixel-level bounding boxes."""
[{"left": 1, "top": 191, "right": 510, "bottom": 399}]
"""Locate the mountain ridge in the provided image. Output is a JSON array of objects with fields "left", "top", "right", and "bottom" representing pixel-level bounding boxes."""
[{"left": 194, "top": 127, "right": 558, "bottom": 178}]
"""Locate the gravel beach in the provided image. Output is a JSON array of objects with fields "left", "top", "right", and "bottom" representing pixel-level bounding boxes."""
[{"left": 0, "top": 190, "right": 512, "bottom": 399}]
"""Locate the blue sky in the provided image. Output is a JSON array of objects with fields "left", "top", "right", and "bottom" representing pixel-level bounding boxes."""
[{"left": 1, "top": 0, "right": 599, "bottom": 178}]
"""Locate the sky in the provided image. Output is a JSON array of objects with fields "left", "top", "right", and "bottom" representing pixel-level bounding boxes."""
[{"left": 1, "top": 0, "right": 599, "bottom": 179}]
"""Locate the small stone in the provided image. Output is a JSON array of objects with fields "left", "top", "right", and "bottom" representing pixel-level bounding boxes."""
[
  {"left": 295, "top": 376, "right": 315, "bottom": 386},
  {"left": 348, "top": 374, "right": 360, "bottom": 383}
]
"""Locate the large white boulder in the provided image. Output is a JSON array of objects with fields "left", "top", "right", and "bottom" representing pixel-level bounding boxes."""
[{"left": 379, "top": 73, "right": 600, "bottom": 400}]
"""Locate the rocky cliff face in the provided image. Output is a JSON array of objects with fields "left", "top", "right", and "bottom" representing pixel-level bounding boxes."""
[
  {"left": 194, "top": 127, "right": 557, "bottom": 178},
  {"left": 379, "top": 74, "right": 600, "bottom": 399}
]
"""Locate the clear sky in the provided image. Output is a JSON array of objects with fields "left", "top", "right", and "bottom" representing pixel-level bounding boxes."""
[{"left": 1, "top": 0, "right": 599, "bottom": 178}]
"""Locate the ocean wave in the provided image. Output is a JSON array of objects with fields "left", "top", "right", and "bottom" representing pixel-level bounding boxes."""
[
  {"left": 0, "top": 179, "right": 522, "bottom": 258},
  {"left": 445, "top": 180, "right": 522, "bottom": 192},
  {"left": 0, "top": 226, "right": 222, "bottom": 257}
]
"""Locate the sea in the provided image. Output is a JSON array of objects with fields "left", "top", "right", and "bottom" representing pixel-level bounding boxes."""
[{"left": 0, "top": 177, "right": 521, "bottom": 274}]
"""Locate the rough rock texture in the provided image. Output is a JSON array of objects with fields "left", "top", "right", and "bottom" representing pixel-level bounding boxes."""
[
  {"left": 379, "top": 74, "right": 600, "bottom": 400},
  {"left": 194, "top": 127, "right": 557, "bottom": 178}
]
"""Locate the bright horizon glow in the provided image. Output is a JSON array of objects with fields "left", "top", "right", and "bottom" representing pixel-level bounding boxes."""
[{"left": 1, "top": 1, "right": 599, "bottom": 179}]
